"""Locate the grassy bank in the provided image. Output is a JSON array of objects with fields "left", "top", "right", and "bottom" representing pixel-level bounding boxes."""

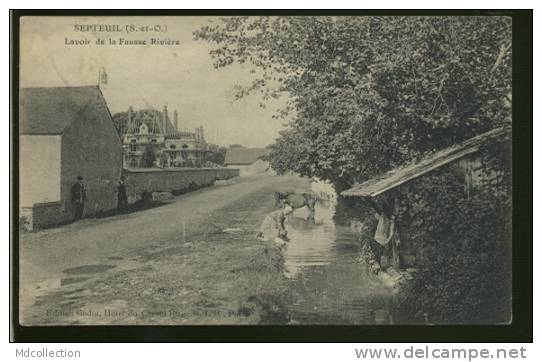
[{"left": 24, "top": 176, "right": 310, "bottom": 325}]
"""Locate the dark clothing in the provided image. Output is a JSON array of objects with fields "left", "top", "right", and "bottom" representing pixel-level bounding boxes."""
[
  {"left": 74, "top": 202, "right": 85, "bottom": 220},
  {"left": 117, "top": 181, "right": 128, "bottom": 210},
  {"left": 70, "top": 182, "right": 87, "bottom": 220},
  {"left": 71, "top": 182, "right": 87, "bottom": 203}
]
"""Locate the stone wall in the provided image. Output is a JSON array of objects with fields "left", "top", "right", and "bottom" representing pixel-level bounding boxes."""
[
  {"left": 21, "top": 201, "right": 66, "bottom": 231},
  {"left": 121, "top": 168, "right": 239, "bottom": 203},
  {"left": 60, "top": 92, "right": 124, "bottom": 219},
  {"left": 20, "top": 167, "right": 239, "bottom": 231}
]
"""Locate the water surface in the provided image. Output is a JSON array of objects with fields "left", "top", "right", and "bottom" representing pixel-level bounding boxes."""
[{"left": 284, "top": 201, "right": 394, "bottom": 324}]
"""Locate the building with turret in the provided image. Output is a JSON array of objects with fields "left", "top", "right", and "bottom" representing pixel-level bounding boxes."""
[{"left": 122, "top": 105, "right": 208, "bottom": 168}]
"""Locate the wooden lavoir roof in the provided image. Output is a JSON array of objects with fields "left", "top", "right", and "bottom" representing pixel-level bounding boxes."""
[{"left": 341, "top": 126, "right": 511, "bottom": 198}]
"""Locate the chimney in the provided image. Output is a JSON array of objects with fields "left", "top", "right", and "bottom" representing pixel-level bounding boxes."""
[
  {"left": 127, "top": 106, "right": 133, "bottom": 134},
  {"left": 200, "top": 126, "right": 204, "bottom": 142},
  {"left": 174, "top": 110, "right": 178, "bottom": 132},
  {"left": 162, "top": 105, "right": 168, "bottom": 134}
]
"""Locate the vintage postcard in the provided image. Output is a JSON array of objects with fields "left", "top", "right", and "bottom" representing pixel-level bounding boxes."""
[{"left": 15, "top": 14, "right": 517, "bottom": 330}]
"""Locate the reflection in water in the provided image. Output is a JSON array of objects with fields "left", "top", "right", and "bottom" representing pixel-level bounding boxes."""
[
  {"left": 284, "top": 203, "right": 336, "bottom": 275},
  {"left": 283, "top": 201, "right": 394, "bottom": 324}
]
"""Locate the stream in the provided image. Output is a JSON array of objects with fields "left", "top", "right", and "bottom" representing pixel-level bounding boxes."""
[{"left": 283, "top": 200, "right": 395, "bottom": 324}]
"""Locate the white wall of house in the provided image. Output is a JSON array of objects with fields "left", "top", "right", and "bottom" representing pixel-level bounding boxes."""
[{"left": 20, "top": 135, "right": 61, "bottom": 206}]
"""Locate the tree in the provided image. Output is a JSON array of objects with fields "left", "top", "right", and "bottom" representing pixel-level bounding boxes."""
[
  {"left": 196, "top": 16, "right": 513, "bottom": 324},
  {"left": 207, "top": 146, "right": 227, "bottom": 165},
  {"left": 112, "top": 111, "right": 128, "bottom": 137},
  {"left": 195, "top": 16, "right": 512, "bottom": 190}
]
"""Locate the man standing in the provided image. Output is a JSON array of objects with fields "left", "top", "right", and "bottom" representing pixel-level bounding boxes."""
[{"left": 71, "top": 176, "right": 87, "bottom": 221}]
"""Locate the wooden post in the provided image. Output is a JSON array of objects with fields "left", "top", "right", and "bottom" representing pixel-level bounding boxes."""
[
  {"left": 391, "top": 220, "right": 401, "bottom": 270},
  {"left": 391, "top": 195, "right": 402, "bottom": 270}
]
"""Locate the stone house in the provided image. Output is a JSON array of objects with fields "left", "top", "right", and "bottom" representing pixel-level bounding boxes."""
[
  {"left": 163, "top": 126, "right": 207, "bottom": 168},
  {"left": 223, "top": 147, "right": 271, "bottom": 176},
  {"left": 19, "top": 86, "right": 123, "bottom": 230}
]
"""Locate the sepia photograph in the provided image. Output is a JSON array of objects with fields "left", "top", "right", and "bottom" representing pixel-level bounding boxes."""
[{"left": 11, "top": 12, "right": 526, "bottom": 337}]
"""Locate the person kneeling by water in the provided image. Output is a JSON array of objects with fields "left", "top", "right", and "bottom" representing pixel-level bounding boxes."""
[{"left": 256, "top": 203, "right": 294, "bottom": 243}]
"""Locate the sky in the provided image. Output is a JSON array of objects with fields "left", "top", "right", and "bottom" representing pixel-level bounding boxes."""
[{"left": 19, "top": 16, "right": 288, "bottom": 147}]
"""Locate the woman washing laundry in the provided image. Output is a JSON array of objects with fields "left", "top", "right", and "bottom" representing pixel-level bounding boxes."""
[
  {"left": 256, "top": 202, "right": 294, "bottom": 245},
  {"left": 372, "top": 196, "right": 403, "bottom": 269}
]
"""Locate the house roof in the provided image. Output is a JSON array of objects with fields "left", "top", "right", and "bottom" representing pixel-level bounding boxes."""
[
  {"left": 126, "top": 108, "right": 179, "bottom": 135},
  {"left": 341, "top": 126, "right": 511, "bottom": 198},
  {"left": 224, "top": 147, "right": 270, "bottom": 165},
  {"left": 20, "top": 86, "right": 109, "bottom": 135}
]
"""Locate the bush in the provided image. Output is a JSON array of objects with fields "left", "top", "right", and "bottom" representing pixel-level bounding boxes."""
[{"left": 393, "top": 145, "right": 511, "bottom": 324}]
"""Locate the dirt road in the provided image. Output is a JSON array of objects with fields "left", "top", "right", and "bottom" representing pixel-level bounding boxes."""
[{"left": 19, "top": 174, "right": 311, "bottom": 325}]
